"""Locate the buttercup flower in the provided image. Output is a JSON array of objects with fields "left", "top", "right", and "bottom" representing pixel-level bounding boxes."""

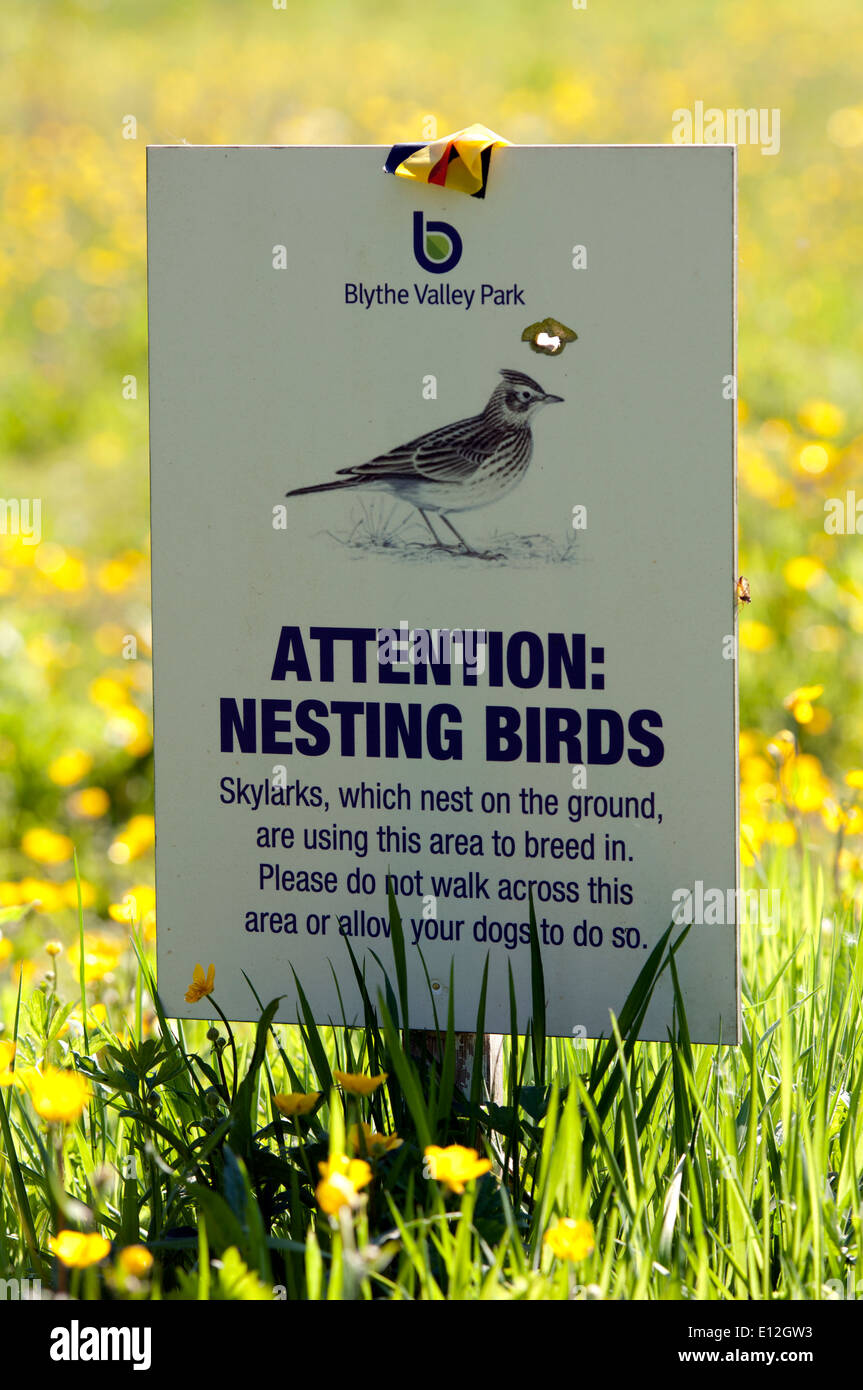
[
  {"left": 185, "top": 962, "right": 215, "bottom": 1003},
  {"left": 0, "top": 1040, "right": 16, "bottom": 1086},
  {"left": 348, "top": 1121, "right": 402, "bottom": 1157},
  {"left": 50, "top": 1230, "right": 111, "bottom": 1268},
  {"left": 333, "top": 1069, "right": 388, "bottom": 1096},
  {"left": 424, "top": 1144, "right": 491, "bottom": 1194},
  {"left": 46, "top": 940, "right": 63, "bottom": 957},
  {"left": 274, "top": 1090, "right": 320, "bottom": 1117},
  {"left": 315, "top": 1154, "right": 372, "bottom": 1215},
  {"left": 21, "top": 828, "right": 73, "bottom": 865},
  {"left": 783, "top": 684, "right": 824, "bottom": 725},
  {"left": 117, "top": 1245, "right": 154, "bottom": 1277},
  {"left": 22, "top": 1066, "right": 91, "bottom": 1123},
  {"left": 544, "top": 1217, "right": 595, "bottom": 1262}
]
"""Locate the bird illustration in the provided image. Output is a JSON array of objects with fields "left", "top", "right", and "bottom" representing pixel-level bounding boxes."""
[{"left": 286, "top": 369, "right": 564, "bottom": 558}]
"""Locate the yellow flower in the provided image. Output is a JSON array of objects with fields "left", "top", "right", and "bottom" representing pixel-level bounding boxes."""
[
  {"left": 845, "top": 771, "right": 863, "bottom": 790},
  {"left": 117, "top": 1245, "right": 153, "bottom": 1278},
  {"left": 69, "top": 787, "right": 110, "bottom": 819},
  {"left": 767, "top": 730, "right": 796, "bottom": 764},
  {"left": 796, "top": 443, "right": 833, "bottom": 476},
  {"left": 273, "top": 1090, "right": 321, "bottom": 1116},
  {"left": 0, "top": 939, "right": 11, "bottom": 968},
  {"left": 69, "top": 932, "right": 124, "bottom": 983},
  {"left": 21, "top": 827, "right": 74, "bottom": 865},
  {"left": 544, "top": 1217, "right": 595, "bottom": 1262},
  {"left": 50, "top": 1230, "right": 111, "bottom": 1269},
  {"left": 0, "top": 1040, "right": 16, "bottom": 1086},
  {"left": 23, "top": 1067, "right": 91, "bottom": 1123},
  {"left": 46, "top": 940, "right": 63, "bottom": 957},
  {"left": 783, "top": 685, "right": 824, "bottom": 726},
  {"left": 798, "top": 399, "right": 845, "bottom": 438},
  {"left": 89, "top": 676, "right": 129, "bottom": 710},
  {"left": 108, "top": 884, "right": 156, "bottom": 925},
  {"left": 185, "top": 962, "right": 215, "bottom": 1003},
  {"left": 347, "top": 1121, "right": 403, "bottom": 1157},
  {"left": 48, "top": 749, "right": 93, "bottom": 787},
  {"left": 424, "top": 1144, "right": 491, "bottom": 1194},
  {"left": 333, "top": 1069, "right": 388, "bottom": 1096},
  {"left": 108, "top": 814, "right": 155, "bottom": 865},
  {"left": 738, "top": 621, "right": 774, "bottom": 653},
  {"left": 783, "top": 556, "right": 825, "bottom": 591},
  {"left": 781, "top": 753, "right": 831, "bottom": 813},
  {"left": 315, "top": 1154, "right": 372, "bottom": 1215}
]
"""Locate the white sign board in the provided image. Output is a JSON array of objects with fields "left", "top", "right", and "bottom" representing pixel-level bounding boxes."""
[{"left": 147, "top": 145, "right": 739, "bottom": 1042}]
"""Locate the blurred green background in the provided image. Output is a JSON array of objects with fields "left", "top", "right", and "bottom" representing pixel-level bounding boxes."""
[{"left": 2, "top": 0, "right": 863, "bottom": 968}]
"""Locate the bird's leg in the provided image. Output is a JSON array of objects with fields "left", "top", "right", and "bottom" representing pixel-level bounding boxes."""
[
  {"left": 439, "top": 514, "right": 505, "bottom": 560},
  {"left": 438, "top": 514, "right": 480, "bottom": 554},
  {"left": 417, "top": 509, "right": 452, "bottom": 549}
]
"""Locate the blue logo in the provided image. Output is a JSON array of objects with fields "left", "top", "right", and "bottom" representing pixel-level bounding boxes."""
[{"left": 412, "top": 210, "right": 463, "bottom": 274}]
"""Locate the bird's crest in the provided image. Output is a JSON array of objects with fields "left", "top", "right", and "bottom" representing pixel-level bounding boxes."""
[{"left": 498, "top": 368, "right": 547, "bottom": 393}]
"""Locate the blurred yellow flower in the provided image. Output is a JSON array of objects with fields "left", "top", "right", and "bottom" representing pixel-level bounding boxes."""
[
  {"left": 333, "top": 1070, "right": 388, "bottom": 1096},
  {"left": 784, "top": 556, "right": 825, "bottom": 591},
  {"left": 97, "top": 557, "right": 138, "bottom": 593},
  {"left": 783, "top": 684, "right": 824, "bottom": 725},
  {"left": 105, "top": 703, "right": 151, "bottom": 757},
  {"left": 61, "top": 879, "right": 96, "bottom": 909},
  {"left": 797, "top": 443, "right": 833, "bottom": 476},
  {"left": 315, "top": 1154, "right": 372, "bottom": 1215},
  {"left": 424, "top": 1144, "right": 491, "bottom": 1193},
  {"left": 58, "top": 1003, "right": 108, "bottom": 1041},
  {"left": 845, "top": 771, "right": 863, "bottom": 790},
  {"left": 739, "top": 621, "right": 774, "bottom": 652},
  {"left": 108, "top": 815, "right": 155, "bottom": 864},
  {"left": 45, "top": 940, "right": 62, "bottom": 957},
  {"left": 347, "top": 1122, "right": 403, "bottom": 1157},
  {"left": 50, "top": 1230, "right": 110, "bottom": 1268},
  {"left": 0, "top": 1040, "right": 16, "bottom": 1085},
  {"left": 69, "top": 932, "right": 125, "bottom": 982},
  {"left": 273, "top": 1090, "right": 321, "bottom": 1117},
  {"left": 21, "top": 827, "right": 73, "bottom": 864},
  {"left": 48, "top": 554, "right": 88, "bottom": 592},
  {"left": 23, "top": 1067, "right": 91, "bottom": 1123},
  {"left": 781, "top": 753, "right": 831, "bottom": 813},
  {"left": 48, "top": 749, "right": 93, "bottom": 786},
  {"left": 20, "top": 877, "right": 66, "bottom": 912},
  {"left": 117, "top": 1245, "right": 153, "bottom": 1278},
  {"left": 185, "top": 962, "right": 215, "bottom": 1003},
  {"left": 798, "top": 400, "right": 845, "bottom": 438},
  {"left": 738, "top": 730, "right": 758, "bottom": 760},
  {"left": 764, "top": 820, "right": 797, "bottom": 847},
  {"left": 69, "top": 787, "right": 110, "bottom": 818},
  {"left": 89, "top": 676, "right": 129, "bottom": 710},
  {"left": 0, "top": 939, "right": 12, "bottom": 967},
  {"left": 108, "top": 884, "right": 155, "bottom": 925},
  {"left": 544, "top": 1217, "right": 595, "bottom": 1262}
]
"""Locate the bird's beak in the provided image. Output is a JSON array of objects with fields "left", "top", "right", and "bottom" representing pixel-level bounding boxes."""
[{"left": 543, "top": 393, "right": 564, "bottom": 403}]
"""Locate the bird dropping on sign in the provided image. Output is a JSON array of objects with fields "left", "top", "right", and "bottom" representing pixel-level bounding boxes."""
[{"left": 147, "top": 145, "right": 739, "bottom": 1042}]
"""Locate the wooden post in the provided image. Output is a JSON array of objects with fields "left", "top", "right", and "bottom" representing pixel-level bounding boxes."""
[{"left": 410, "top": 1029, "right": 505, "bottom": 1105}]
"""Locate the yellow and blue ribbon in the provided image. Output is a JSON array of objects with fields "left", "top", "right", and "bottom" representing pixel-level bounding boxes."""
[{"left": 384, "top": 123, "right": 510, "bottom": 199}]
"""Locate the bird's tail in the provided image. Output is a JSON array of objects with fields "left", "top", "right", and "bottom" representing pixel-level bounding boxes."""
[{"left": 286, "top": 476, "right": 363, "bottom": 498}]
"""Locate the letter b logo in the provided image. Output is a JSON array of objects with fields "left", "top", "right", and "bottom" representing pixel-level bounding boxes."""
[{"left": 413, "top": 211, "right": 462, "bottom": 274}]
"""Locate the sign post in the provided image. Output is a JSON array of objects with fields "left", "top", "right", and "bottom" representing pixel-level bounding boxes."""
[{"left": 147, "top": 144, "right": 739, "bottom": 1049}]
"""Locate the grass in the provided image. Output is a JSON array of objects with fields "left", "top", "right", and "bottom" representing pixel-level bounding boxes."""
[{"left": 0, "top": 848, "right": 860, "bottom": 1300}]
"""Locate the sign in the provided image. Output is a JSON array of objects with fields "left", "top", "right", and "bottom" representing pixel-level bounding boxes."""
[{"left": 147, "top": 144, "right": 739, "bottom": 1042}]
